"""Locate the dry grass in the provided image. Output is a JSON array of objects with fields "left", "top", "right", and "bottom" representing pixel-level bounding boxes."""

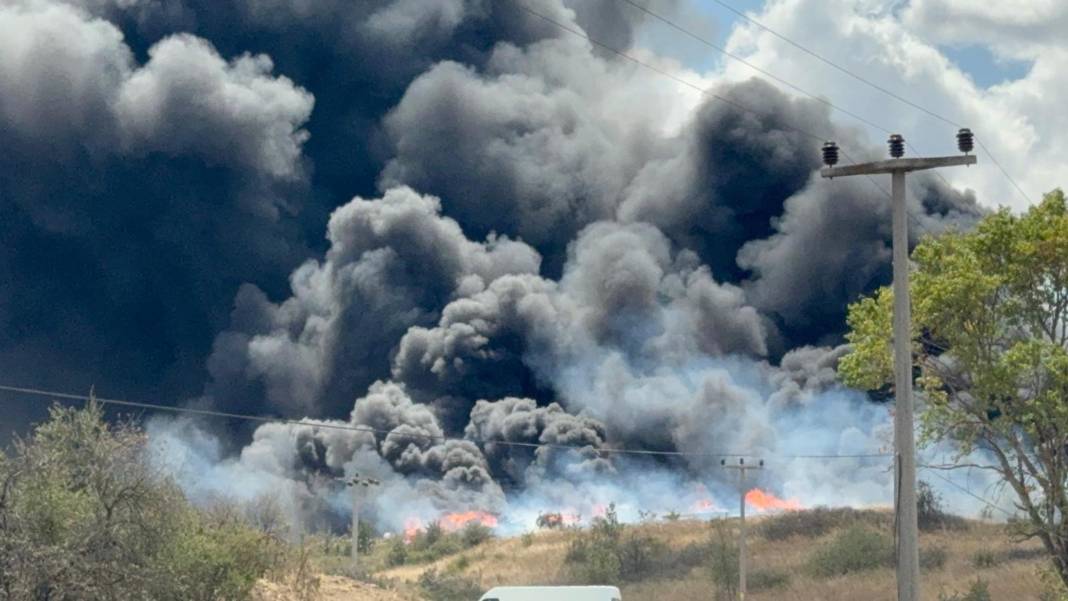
[
  {"left": 274, "top": 511, "right": 1048, "bottom": 600},
  {"left": 376, "top": 513, "right": 1047, "bottom": 601},
  {"left": 253, "top": 575, "right": 415, "bottom": 601}
]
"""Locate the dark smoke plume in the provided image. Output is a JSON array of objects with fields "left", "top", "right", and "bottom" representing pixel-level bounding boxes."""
[{"left": 4, "top": 0, "right": 990, "bottom": 524}]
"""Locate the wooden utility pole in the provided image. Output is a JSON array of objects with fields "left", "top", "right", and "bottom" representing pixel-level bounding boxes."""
[
  {"left": 343, "top": 473, "right": 380, "bottom": 572},
  {"left": 721, "top": 457, "right": 763, "bottom": 601},
  {"left": 819, "top": 130, "right": 976, "bottom": 601}
]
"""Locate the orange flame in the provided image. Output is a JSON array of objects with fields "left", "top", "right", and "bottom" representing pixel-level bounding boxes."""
[
  {"left": 439, "top": 511, "right": 498, "bottom": 532},
  {"left": 402, "top": 511, "right": 498, "bottom": 543},
  {"left": 403, "top": 517, "right": 422, "bottom": 543},
  {"left": 745, "top": 488, "right": 802, "bottom": 511}
]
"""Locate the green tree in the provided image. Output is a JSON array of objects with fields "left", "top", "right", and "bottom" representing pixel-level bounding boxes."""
[
  {"left": 0, "top": 400, "right": 291, "bottom": 600},
  {"left": 840, "top": 190, "right": 1068, "bottom": 586}
]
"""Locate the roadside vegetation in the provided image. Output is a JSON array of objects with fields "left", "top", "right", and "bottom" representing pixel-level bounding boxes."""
[
  {"left": 366, "top": 491, "right": 1050, "bottom": 601},
  {"left": 1, "top": 402, "right": 1058, "bottom": 601},
  {"left": 842, "top": 189, "right": 1068, "bottom": 590},
  {"left": 0, "top": 401, "right": 315, "bottom": 601}
]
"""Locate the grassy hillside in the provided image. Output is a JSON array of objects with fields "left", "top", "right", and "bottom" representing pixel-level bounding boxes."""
[
  {"left": 9, "top": 403, "right": 1046, "bottom": 601},
  {"left": 289, "top": 508, "right": 1049, "bottom": 601}
]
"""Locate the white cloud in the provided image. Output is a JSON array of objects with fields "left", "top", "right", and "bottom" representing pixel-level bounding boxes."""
[
  {"left": 684, "top": 0, "right": 1063, "bottom": 211},
  {"left": 903, "top": 1, "right": 1068, "bottom": 56}
]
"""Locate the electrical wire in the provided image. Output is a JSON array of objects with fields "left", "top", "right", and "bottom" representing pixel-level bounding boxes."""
[
  {"left": 1, "top": 7, "right": 944, "bottom": 464},
  {"left": 2, "top": 6, "right": 1000, "bottom": 468},
  {"left": 0, "top": 383, "right": 892, "bottom": 460},
  {"left": 615, "top": 0, "right": 955, "bottom": 176},
  {"left": 617, "top": 0, "right": 896, "bottom": 138},
  {"left": 518, "top": 1, "right": 938, "bottom": 238},
  {"left": 920, "top": 465, "right": 1014, "bottom": 517},
  {"left": 701, "top": 0, "right": 1032, "bottom": 205},
  {"left": 515, "top": 2, "right": 825, "bottom": 145}
]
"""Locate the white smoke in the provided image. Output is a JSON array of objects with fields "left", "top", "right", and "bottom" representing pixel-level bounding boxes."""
[
  {"left": 113, "top": 0, "right": 996, "bottom": 534},
  {"left": 144, "top": 194, "right": 916, "bottom": 533}
]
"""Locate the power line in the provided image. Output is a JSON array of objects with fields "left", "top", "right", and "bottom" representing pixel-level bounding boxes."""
[
  {"left": 0, "top": 383, "right": 892, "bottom": 460},
  {"left": 516, "top": 2, "right": 823, "bottom": 145},
  {"left": 702, "top": 0, "right": 1032, "bottom": 205},
  {"left": 920, "top": 465, "right": 1013, "bottom": 517},
  {"left": 519, "top": 1, "right": 938, "bottom": 238},
  {"left": 706, "top": 0, "right": 959, "bottom": 127},
  {"left": 617, "top": 0, "right": 895, "bottom": 137},
  {"left": 613, "top": 0, "right": 960, "bottom": 228},
  {"left": 615, "top": 0, "right": 956, "bottom": 234}
]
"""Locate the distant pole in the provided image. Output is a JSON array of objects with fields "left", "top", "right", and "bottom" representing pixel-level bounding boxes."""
[
  {"left": 739, "top": 468, "right": 746, "bottom": 601},
  {"left": 820, "top": 129, "right": 976, "bottom": 601},
  {"left": 342, "top": 473, "right": 380, "bottom": 572},
  {"left": 351, "top": 487, "right": 359, "bottom": 567},
  {"left": 722, "top": 457, "right": 763, "bottom": 601}
]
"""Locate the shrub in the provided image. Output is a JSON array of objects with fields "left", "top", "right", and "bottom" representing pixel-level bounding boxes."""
[
  {"left": 565, "top": 505, "right": 624, "bottom": 583},
  {"left": 420, "top": 521, "right": 445, "bottom": 548},
  {"left": 706, "top": 522, "right": 739, "bottom": 601},
  {"left": 616, "top": 532, "right": 667, "bottom": 581},
  {"left": 166, "top": 507, "right": 292, "bottom": 600},
  {"left": 460, "top": 523, "right": 493, "bottom": 548},
  {"left": 806, "top": 525, "right": 893, "bottom": 577},
  {"left": 921, "top": 545, "right": 949, "bottom": 570},
  {"left": 403, "top": 523, "right": 480, "bottom": 564},
  {"left": 418, "top": 568, "right": 482, "bottom": 601},
  {"left": 749, "top": 567, "right": 791, "bottom": 591},
  {"left": 422, "top": 535, "right": 463, "bottom": 560},
  {"left": 760, "top": 506, "right": 889, "bottom": 541},
  {"left": 0, "top": 401, "right": 290, "bottom": 601},
  {"left": 972, "top": 550, "right": 999, "bottom": 568},
  {"left": 357, "top": 520, "right": 378, "bottom": 553},
  {"left": 918, "top": 481, "right": 968, "bottom": 532},
  {"left": 521, "top": 533, "right": 535, "bottom": 547},
  {"left": 564, "top": 504, "right": 669, "bottom": 585},
  {"left": 706, "top": 528, "right": 790, "bottom": 596},
  {"left": 566, "top": 535, "right": 622, "bottom": 584},
  {"left": 386, "top": 538, "right": 408, "bottom": 566},
  {"left": 939, "top": 579, "right": 992, "bottom": 601},
  {"left": 448, "top": 555, "right": 470, "bottom": 572}
]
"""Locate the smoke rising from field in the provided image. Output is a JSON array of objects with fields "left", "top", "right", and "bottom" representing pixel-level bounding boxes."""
[{"left": 2, "top": 0, "right": 992, "bottom": 526}]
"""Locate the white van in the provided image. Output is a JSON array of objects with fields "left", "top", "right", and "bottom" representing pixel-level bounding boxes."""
[{"left": 479, "top": 586, "right": 622, "bottom": 601}]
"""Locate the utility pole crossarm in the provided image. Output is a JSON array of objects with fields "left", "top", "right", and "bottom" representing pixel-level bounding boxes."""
[{"left": 820, "top": 154, "right": 975, "bottom": 178}]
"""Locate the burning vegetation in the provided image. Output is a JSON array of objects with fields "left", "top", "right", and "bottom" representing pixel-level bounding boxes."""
[
  {"left": 746, "top": 489, "right": 804, "bottom": 512},
  {"left": 402, "top": 511, "right": 499, "bottom": 543}
]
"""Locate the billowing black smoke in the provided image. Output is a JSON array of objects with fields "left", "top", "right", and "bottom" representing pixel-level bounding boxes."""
[
  {"left": 3, "top": 0, "right": 986, "bottom": 526},
  {"left": 0, "top": 3, "right": 314, "bottom": 417},
  {"left": 0, "top": 0, "right": 655, "bottom": 423}
]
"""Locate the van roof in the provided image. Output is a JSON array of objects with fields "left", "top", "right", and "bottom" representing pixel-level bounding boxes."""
[
  {"left": 483, "top": 587, "right": 621, "bottom": 592},
  {"left": 480, "top": 589, "right": 623, "bottom": 597}
]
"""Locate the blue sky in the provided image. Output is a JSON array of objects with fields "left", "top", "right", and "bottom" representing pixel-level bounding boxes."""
[
  {"left": 626, "top": 0, "right": 1059, "bottom": 211},
  {"left": 641, "top": 0, "right": 1031, "bottom": 89},
  {"left": 940, "top": 44, "right": 1031, "bottom": 88}
]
